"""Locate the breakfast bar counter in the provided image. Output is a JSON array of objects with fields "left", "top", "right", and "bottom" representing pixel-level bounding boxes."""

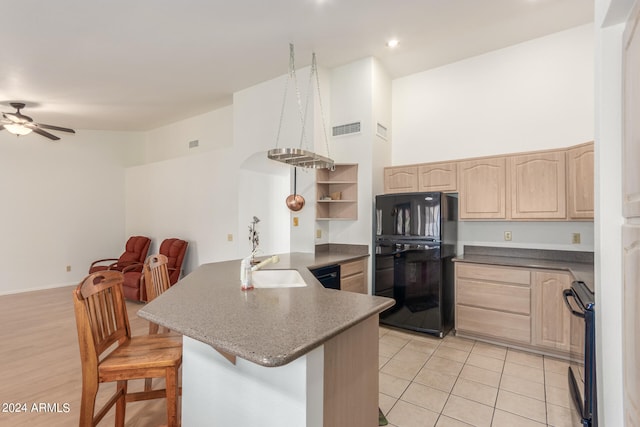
[{"left": 138, "top": 252, "right": 393, "bottom": 427}]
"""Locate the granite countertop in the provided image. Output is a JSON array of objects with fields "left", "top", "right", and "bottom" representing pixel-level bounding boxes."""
[
  {"left": 138, "top": 251, "right": 393, "bottom": 368},
  {"left": 453, "top": 246, "right": 594, "bottom": 291}
]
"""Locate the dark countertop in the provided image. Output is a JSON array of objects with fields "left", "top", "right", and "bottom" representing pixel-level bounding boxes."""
[
  {"left": 453, "top": 246, "right": 594, "bottom": 291},
  {"left": 137, "top": 250, "right": 392, "bottom": 368},
  {"left": 312, "top": 243, "right": 369, "bottom": 268}
]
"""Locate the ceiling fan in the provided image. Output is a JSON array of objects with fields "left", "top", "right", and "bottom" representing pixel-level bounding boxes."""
[{"left": 0, "top": 102, "right": 75, "bottom": 141}]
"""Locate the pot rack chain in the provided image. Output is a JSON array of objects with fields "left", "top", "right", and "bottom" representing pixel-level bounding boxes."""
[
  {"left": 272, "top": 44, "right": 333, "bottom": 169},
  {"left": 274, "top": 44, "right": 308, "bottom": 151},
  {"left": 310, "top": 51, "right": 333, "bottom": 170}
]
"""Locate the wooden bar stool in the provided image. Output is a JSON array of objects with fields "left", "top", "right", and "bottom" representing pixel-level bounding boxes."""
[
  {"left": 72, "top": 270, "right": 182, "bottom": 427},
  {"left": 144, "top": 253, "right": 174, "bottom": 335}
]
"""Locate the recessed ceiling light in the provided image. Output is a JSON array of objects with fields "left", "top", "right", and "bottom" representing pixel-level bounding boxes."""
[{"left": 386, "top": 39, "right": 399, "bottom": 48}]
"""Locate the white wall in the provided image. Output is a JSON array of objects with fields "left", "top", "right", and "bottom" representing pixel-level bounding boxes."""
[
  {"left": 459, "top": 221, "right": 595, "bottom": 252},
  {"left": 0, "top": 129, "right": 142, "bottom": 294},
  {"left": 125, "top": 106, "right": 237, "bottom": 273},
  {"left": 326, "top": 58, "right": 375, "bottom": 248},
  {"left": 594, "top": 0, "right": 629, "bottom": 424},
  {"left": 392, "top": 24, "right": 594, "bottom": 164},
  {"left": 142, "top": 106, "right": 234, "bottom": 164},
  {"left": 372, "top": 59, "right": 393, "bottom": 199}
]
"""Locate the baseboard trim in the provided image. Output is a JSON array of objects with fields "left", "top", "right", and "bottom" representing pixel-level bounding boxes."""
[{"left": 0, "top": 281, "right": 77, "bottom": 296}]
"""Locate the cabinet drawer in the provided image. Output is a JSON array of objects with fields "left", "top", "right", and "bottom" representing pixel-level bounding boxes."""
[
  {"left": 341, "top": 272, "right": 365, "bottom": 294},
  {"left": 341, "top": 259, "right": 365, "bottom": 277},
  {"left": 457, "top": 305, "right": 531, "bottom": 344},
  {"left": 457, "top": 279, "right": 530, "bottom": 315},
  {"left": 456, "top": 263, "right": 530, "bottom": 285}
]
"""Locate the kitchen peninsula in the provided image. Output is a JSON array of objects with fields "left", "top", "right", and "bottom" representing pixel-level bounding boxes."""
[{"left": 138, "top": 252, "right": 394, "bottom": 427}]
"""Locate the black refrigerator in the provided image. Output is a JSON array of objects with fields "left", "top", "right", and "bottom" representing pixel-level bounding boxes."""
[{"left": 373, "top": 192, "right": 458, "bottom": 337}]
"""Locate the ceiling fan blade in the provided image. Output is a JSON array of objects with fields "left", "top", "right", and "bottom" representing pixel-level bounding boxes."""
[
  {"left": 35, "top": 123, "right": 76, "bottom": 133},
  {"left": 25, "top": 124, "right": 60, "bottom": 141}
]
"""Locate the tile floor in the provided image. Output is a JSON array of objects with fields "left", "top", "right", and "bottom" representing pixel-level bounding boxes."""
[{"left": 378, "top": 326, "right": 576, "bottom": 427}]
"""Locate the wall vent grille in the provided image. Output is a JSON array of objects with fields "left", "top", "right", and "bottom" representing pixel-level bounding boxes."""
[
  {"left": 376, "top": 123, "right": 388, "bottom": 140},
  {"left": 189, "top": 140, "right": 199, "bottom": 149},
  {"left": 332, "top": 122, "right": 361, "bottom": 137}
]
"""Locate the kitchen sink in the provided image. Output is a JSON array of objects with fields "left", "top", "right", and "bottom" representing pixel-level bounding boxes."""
[{"left": 251, "top": 269, "right": 308, "bottom": 288}]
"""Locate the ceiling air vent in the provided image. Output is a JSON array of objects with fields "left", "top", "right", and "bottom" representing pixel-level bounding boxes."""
[{"left": 332, "top": 121, "right": 361, "bottom": 137}]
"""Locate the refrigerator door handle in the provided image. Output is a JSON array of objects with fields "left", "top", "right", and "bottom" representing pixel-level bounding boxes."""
[{"left": 563, "top": 289, "right": 585, "bottom": 318}]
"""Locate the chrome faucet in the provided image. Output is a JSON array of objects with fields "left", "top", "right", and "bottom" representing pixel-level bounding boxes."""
[{"left": 251, "top": 255, "right": 280, "bottom": 271}]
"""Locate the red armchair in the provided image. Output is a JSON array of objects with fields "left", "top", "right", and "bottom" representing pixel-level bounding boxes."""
[
  {"left": 122, "top": 238, "right": 188, "bottom": 302},
  {"left": 88, "top": 236, "right": 151, "bottom": 274}
]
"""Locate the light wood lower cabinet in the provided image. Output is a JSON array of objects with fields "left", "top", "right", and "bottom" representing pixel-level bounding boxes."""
[
  {"left": 340, "top": 258, "right": 367, "bottom": 294},
  {"left": 455, "top": 263, "right": 531, "bottom": 344},
  {"left": 456, "top": 305, "right": 531, "bottom": 344},
  {"left": 531, "top": 271, "right": 571, "bottom": 352},
  {"left": 622, "top": 224, "right": 640, "bottom": 424},
  {"left": 455, "top": 262, "right": 578, "bottom": 357}
]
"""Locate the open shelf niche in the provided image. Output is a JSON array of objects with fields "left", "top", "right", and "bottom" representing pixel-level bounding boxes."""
[{"left": 316, "top": 164, "right": 358, "bottom": 220}]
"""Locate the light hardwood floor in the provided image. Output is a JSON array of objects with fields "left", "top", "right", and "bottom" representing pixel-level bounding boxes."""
[{"left": 0, "top": 285, "right": 170, "bottom": 427}]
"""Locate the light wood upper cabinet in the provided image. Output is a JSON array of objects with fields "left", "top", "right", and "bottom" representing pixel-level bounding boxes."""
[
  {"left": 567, "top": 142, "right": 594, "bottom": 219},
  {"left": 458, "top": 156, "right": 507, "bottom": 219},
  {"left": 623, "top": 7, "right": 640, "bottom": 424},
  {"left": 384, "top": 142, "right": 594, "bottom": 221},
  {"left": 418, "top": 162, "right": 457, "bottom": 192},
  {"left": 531, "top": 271, "right": 572, "bottom": 352},
  {"left": 510, "top": 150, "right": 566, "bottom": 219},
  {"left": 383, "top": 166, "right": 418, "bottom": 194},
  {"left": 624, "top": 5, "right": 640, "bottom": 218}
]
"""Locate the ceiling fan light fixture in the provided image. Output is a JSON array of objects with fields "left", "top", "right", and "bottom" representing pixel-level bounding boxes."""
[
  {"left": 1, "top": 103, "right": 75, "bottom": 140},
  {"left": 4, "top": 123, "right": 33, "bottom": 136}
]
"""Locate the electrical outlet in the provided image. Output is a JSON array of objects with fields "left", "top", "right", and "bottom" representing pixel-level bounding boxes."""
[
  {"left": 66, "top": 265, "right": 71, "bottom": 272},
  {"left": 293, "top": 217, "right": 299, "bottom": 227},
  {"left": 227, "top": 234, "right": 233, "bottom": 242},
  {"left": 316, "top": 229, "right": 322, "bottom": 239},
  {"left": 572, "top": 233, "right": 581, "bottom": 244},
  {"left": 504, "top": 231, "right": 512, "bottom": 241}
]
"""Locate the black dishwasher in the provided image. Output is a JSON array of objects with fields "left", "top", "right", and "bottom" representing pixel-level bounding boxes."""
[{"left": 310, "top": 264, "right": 340, "bottom": 290}]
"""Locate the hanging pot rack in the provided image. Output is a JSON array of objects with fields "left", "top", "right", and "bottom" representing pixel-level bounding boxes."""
[{"left": 267, "top": 44, "right": 334, "bottom": 170}]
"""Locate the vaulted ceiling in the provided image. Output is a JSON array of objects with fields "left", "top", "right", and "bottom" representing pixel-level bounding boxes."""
[{"left": 0, "top": 0, "right": 593, "bottom": 131}]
